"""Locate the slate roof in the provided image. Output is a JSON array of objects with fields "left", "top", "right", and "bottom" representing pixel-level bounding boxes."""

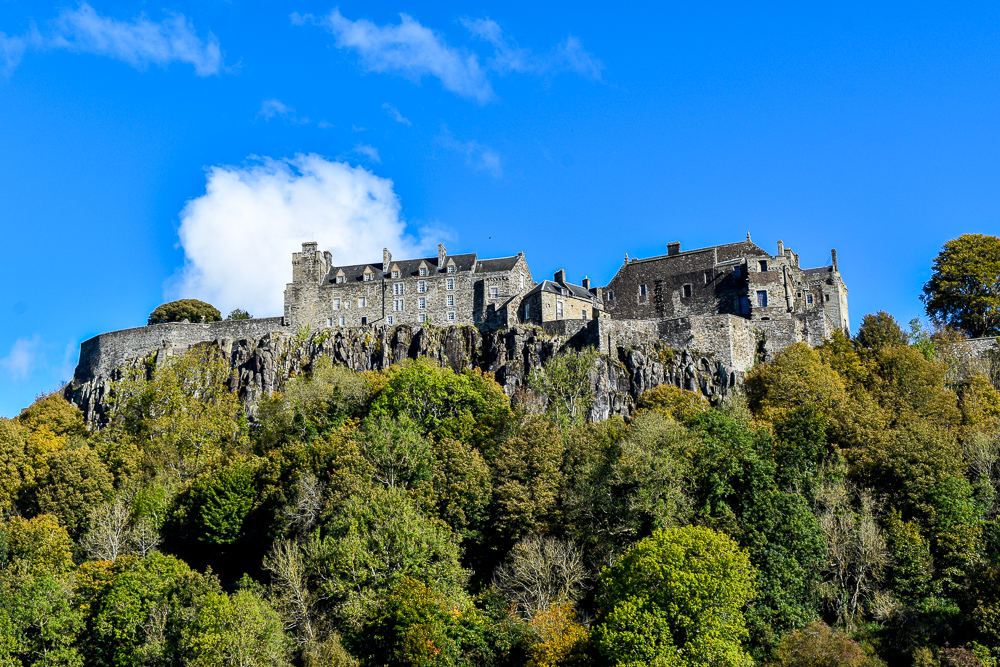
[
  {"left": 524, "top": 279, "right": 602, "bottom": 305},
  {"left": 324, "top": 253, "right": 475, "bottom": 284},
  {"left": 802, "top": 266, "right": 834, "bottom": 275}
]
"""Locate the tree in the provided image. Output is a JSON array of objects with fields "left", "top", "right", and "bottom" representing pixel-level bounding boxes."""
[
  {"left": 17, "top": 392, "right": 87, "bottom": 438},
  {"left": 29, "top": 445, "right": 114, "bottom": 538},
  {"left": 226, "top": 309, "right": 252, "bottom": 320},
  {"left": 771, "top": 621, "right": 882, "bottom": 667},
  {"left": 922, "top": 234, "right": 1000, "bottom": 337},
  {"left": 182, "top": 588, "right": 290, "bottom": 667},
  {"left": 528, "top": 348, "right": 599, "bottom": 427},
  {"left": 148, "top": 299, "right": 222, "bottom": 325},
  {"left": 745, "top": 343, "right": 847, "bottom": 422},
  {"left": 493, "top": 535, "right": 588, "bottom": 620},
  {"left": 855, "top": 312, "right": 908, "bottom": 351},
  {"left": 593, "top": 526, "right": 756, "bottom": 667}
]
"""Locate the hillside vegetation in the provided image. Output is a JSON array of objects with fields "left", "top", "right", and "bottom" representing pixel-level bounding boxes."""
[{"left": 2, "top": 313, "right": 1000, "bottom": 667}]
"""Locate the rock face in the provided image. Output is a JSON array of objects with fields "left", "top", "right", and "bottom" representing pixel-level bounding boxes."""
[{"left": 64, "top": 324, "right": 743, "bottom": 428}]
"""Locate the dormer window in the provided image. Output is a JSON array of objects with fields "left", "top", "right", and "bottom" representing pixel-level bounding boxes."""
[
  {"left": 420, "top": 267, "right": 427, "bottom": 276},
  {"left": 447, "top": 265, "right": 455, "bottom": 273},
  {"left": 392, "top": 270, "right": 399, "bottom": 278},
  {"left": 363, "top": 268, "right": 373, "bottom": 281},
  {"left": 337, "top": 276, "right": 345, "bottom": 284}
]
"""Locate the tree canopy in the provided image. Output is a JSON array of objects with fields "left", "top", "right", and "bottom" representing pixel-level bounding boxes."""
[
  {"left": 148, "top": 299, "right": 223, "bottom": 325},
  {"left": 922, "top": 233, "right": 1000, "bottom": 337}
]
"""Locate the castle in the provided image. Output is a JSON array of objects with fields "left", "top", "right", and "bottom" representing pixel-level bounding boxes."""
[{"left": 282, "top": 235, "right": 848, "bottom": 371}]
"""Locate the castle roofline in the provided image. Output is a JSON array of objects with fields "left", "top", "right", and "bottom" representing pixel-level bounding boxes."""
[{"left": 524, "top": 279, "right": 601, "bottom": 304}]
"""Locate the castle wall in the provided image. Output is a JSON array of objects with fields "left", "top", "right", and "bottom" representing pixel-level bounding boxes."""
[{"left": 74, "top": 317, "right": 293, "bottom": 382}]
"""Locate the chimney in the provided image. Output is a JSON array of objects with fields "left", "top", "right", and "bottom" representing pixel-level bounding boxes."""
[
  {"left": 438, "top": 243, "right": 447, "bottom": 271},
  {"left": 554, "top": 269, "right": 566, "bottom": 284},
  {"left": 777, "top": 240, "right": 784, "bottom": 256},
  {"left": 667, "top": 241, "right": 681, "bottom": 256},
  {"left": 831, "top": 248, "right": 839, "bottom": 272},
  {"left": 582, "top": 276, "right": 590, "bottom": 290},
  {"left": 383, "top": 248, "right": 391, "bottom": 275}
]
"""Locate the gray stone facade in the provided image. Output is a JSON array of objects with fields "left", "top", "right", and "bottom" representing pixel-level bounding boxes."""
[
  {"left": 283, "top": 242, "right": 534, "bottom": 332},
  {"left": 599, "top": 236, "right": 850, "bottom": 370}
]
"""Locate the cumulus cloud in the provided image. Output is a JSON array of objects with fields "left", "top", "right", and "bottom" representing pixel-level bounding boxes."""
[
  {"left": 382, "top": 102, "right": 412, "bottom": 126},
  {"left": 294, "top": 10, "right": 602, "bottom": 101},
  {"left": 352, "top": 143, "right": 381, "bottom": 163},
  {"left": 0, "top": 336, "right": 41, "bottom": 381},
  {"left": 1, "top": 3, "right": 222, "bottom": 76},
  {"left": 169, "top": 154, "right": 430, "bottom": 317}
]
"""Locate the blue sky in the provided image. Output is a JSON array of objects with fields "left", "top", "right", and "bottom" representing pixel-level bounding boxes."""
[{"left": 2, "top": 1, "right": 999, "bottom": 415}]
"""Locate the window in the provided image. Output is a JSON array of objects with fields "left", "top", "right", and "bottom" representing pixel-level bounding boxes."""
[
  {"left": 447, "top": 295, "right": 455, "bottom": 307},
  {"left": 608, "top": 290, "right": 614, "bottom": 301},
  {"left": 345, "top": 301, "right": 350, "bottom": 310},
  {"left": 639, "top": 284, "right": 647, "bottom": 297},
  {"left": 337, "top": 276, "right": 345, "bottom": 284},
  {"left": 392, "top": 270, "right": 399, "bottom": 278},
  {"left": 556, "top": 301, "right": 564, "bottom": 318},
  {"left": 759, "top": 261, "right": 768, "bottom": 272},
  {"left": 683, "top": 284, "right": 692, "bottom": 298},
  {"left": 333, "top": 298, "right": 341, "bottom": 310},
  {"left": 393, "top": 283, "right": 404, "bottom": 295},
  {"left": 327, "top": 317, "right": 333, "bottom": 326},
  {"left": 387, "top": 315, "right": 394, "bottom": 325},
  {"left": 489, "top": 286, "right": 499, "bottom": 298},
  {"left": 420, "top": 267, "right": 427, "bottom": 276},
  {"left": 582, "top": 309, "right": 587, "bottom": 320},
  {"left": 361, "top": 317, "right": 367, "bottom": 325},
  {"left": 418, "top": 281, "right": 426, "bottom": 293},
  {"left": 394, "top": 299, "right": 404, "bottom": 311},
  {"left": 339, "top": 316, "right": 346, "bottom": 326},
  {"left": 756, "top": 290, "right": 768, "bottom": 307},
  {"left": 807, "top": 295, "right": 814, "bottom": 305},
  {"left": 704, "top": 270, "right": 712, "bottom": 284},
  {"left": 359, "top": 297, "right": 367, "bottom": 308},
  {"left": 364, "top": 273, "right": 372, "bottom": 281},
  {"left": 447, "top": 311, "right": 455, "bottom": 321},
  {"left": 824, "top": 294, "right": 830, "bottom": 302},
  {"left": 419, "top": 297, "right": 426, "bottom": 309},
  {"left": 739, "top": 296, "right": 750, "bottom": 314},
  {"left": 447, "top": 265, "right": 455, "bottom": 273},
  {"left": 419, "top": 313, "right": 426, "bottom": 323},
  {"left": 447, "top": 278, "right": 454, "bottom": 290}
]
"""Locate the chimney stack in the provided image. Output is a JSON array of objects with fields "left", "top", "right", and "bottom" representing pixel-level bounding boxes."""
[
  {"left": 831, "top": 248, "right": 839, "bottom": 272},
  {"left": 667, "top": 241, "right": 681, "bottom": 256},
  {"left": 582, "top": 276, "right": 591, "bottom": 290},
  {"left": 777, "top": 240, "right": 784, "bottom": 256},
  {"left": 554, "top": 269, "right": 566, "bottom": 284},
  {"left": 383, "top": 248, "right": 391, "bottom": 275},
  {"left": 438, "top": 243, "right": 447, "bottom": 271}
]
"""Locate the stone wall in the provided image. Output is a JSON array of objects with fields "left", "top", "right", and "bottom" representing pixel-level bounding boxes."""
[
  {"left": 73, "top": 317, "right": 294, "bottom": 383},
  {"left": 65, "top": 322, "right": 741, "bottom": 428}
]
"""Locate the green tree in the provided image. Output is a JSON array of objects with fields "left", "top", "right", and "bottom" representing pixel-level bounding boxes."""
[
  {"left": 148, "top": 299, "right": 222, "bottom": 325},
  {"left": 746, "top": 344, "right": 847, "bottom": 422},
  {"left": 182, "top": 588, "right": 289, "bottom": 667},
  {"left": 305, "top": 485, "right": 468, "bottom": 629},
  {"left": 528, "top": 348, "right": 599, "bottom": 427},
  {"left": 922, "top": 234, "right": 1000, "bottom": 337},
  {"left": 770, "top": 621, "right": 883, "bottom": 667},
  {"left": 226, "top": 309, "right": 252, "bottom": 320},
  {"left": 17, "top": 393, "right": 87, "bottom": 439},
  {"left": 29, "top": 445, "right": 114, "bottom": 538},
  {"left": 855, "top": 312, "right": 909, "bottom": 351},
  {"left": 593, "top": 526, "right": 756, "bottom": 667},
  {"left": 0, "top": 515, "right": 74, "bottom": 577}
]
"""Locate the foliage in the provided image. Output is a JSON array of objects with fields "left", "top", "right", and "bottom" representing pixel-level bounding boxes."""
[
  {"left": 770, "top": 621, "right": 883, "bottom": 667},
  {"left": 594, "top": 526, "right": 756, "bottom": 667},
  {"left": 855, "top": 312, "right": 908, "bottom": 351},
  {"left": 226, "top": 308, "right": 252, "bottom": 320},
  {"left": 634, "top": 384, "right": 710, "bottom": 421},
  {"left": 528, "top": 348, "right": 599, "bottom": 427},
  {"left": 493, "top": 535, "right": 588, "bottom": 620},
  {"left": 148, "top": 299, "right": 222, "bottom": 325},
  {"left": 922, "top": 234, "right": 1000, "bottom": 337},
  {"left": 17, "top": 392, "right": 87, "bottom": 439}
]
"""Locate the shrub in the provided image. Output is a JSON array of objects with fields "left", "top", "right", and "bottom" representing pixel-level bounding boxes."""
[{"left": 148, "top": 300, "right": 222, "bottom": 325}]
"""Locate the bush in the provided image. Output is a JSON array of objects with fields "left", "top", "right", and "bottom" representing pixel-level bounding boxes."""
[
  {"left": 226, "top": 309, "right": 252, "bottom": 320},
  {"left": 148, "top": 300, "right": 222, "bottom": 325}
]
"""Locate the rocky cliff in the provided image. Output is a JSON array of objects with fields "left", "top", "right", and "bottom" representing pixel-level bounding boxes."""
[{"left": 64, "top": 323, "right": 743, "bottom": 428}]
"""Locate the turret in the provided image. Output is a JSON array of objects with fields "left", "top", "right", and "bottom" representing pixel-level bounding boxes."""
[
  {"left": 383, "top": 248, "right": 392, "bottom": 276},
  {"left": 438, "top": 244, "right": 447, "bottom": 271}
]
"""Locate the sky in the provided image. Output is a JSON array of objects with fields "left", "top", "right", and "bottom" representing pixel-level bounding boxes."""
[{"left": 1, "top": 1, "right": 999, "bottom": 415}]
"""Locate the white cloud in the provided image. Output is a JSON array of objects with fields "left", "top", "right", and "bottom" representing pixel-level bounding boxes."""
[
  {"left": 1, "top": 3, "right": 222, "bottom": 76},
  {"left": 0, "top": 336, "right": 41, "bottom": 382},
  {"left": 439, "top": 132, "right": 502, "bottom": 179},
  {"left": 305, "top": 9, "right": 494, "bottom": 102},
  {"left": 462, "top": 18, "right": 603, "bottom": 80},
  {"left": 258, "top": 98, "right": 309, "bottom": 124},
  {"left": 60, "top": 341, "right": 78, "bottom": 383},
  {"left": 382, "top": 102, "right": 412, "bottom": 126},
  {"left": 352, "top": 143, "right": 381, "bottom": 163},
  {"left": 169, "top": 154, "right": 430, "bottom": 317}
]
